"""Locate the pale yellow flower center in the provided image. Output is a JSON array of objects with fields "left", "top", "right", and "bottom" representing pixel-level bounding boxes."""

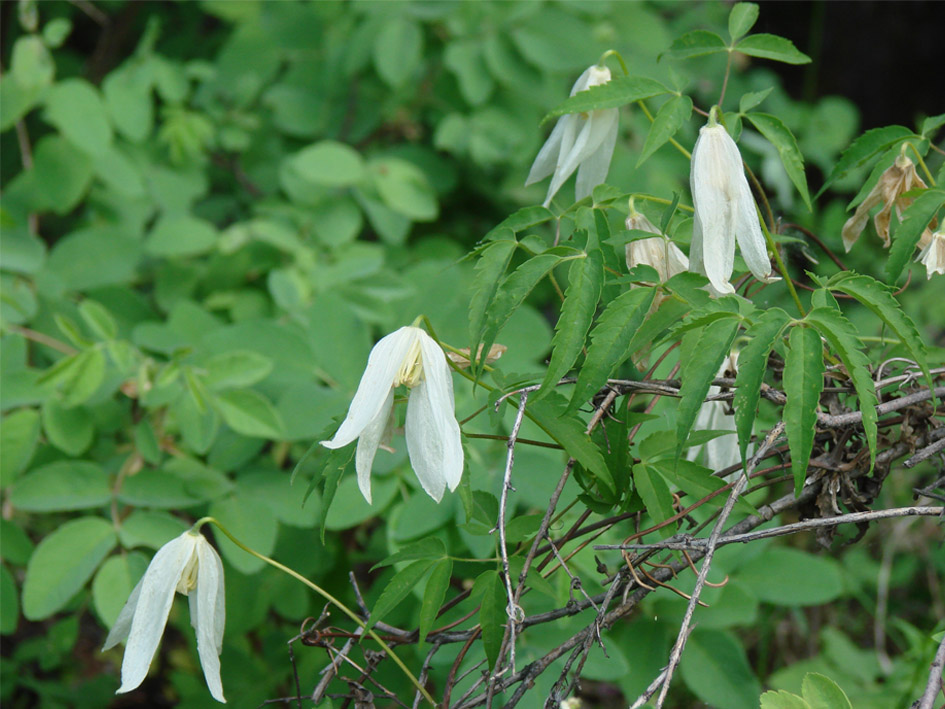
[
  {"left": 176, "top": 550, "right": 199, "bottom": 595},
  {"left": 394, "top": 337, "right": 424, "bottom": 389}
]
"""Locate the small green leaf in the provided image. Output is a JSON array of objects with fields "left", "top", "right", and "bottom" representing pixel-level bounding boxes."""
[
  {"left": 0, "top": 408, "right": 41, "bottom": 486},
  {"left": 92, "top": 553, "right": 147, "bottom": 628},
  {"left": 483, "top": 207, "right": 554, "bottom": 240},
  {"left": 675, "top": 317, "right": 741, "bottom": 458},
  {"left": 469, "top": 237, "right": 517, "bottom": 359},
  {"left": 784, "top": 326, "right": 825, "bottom": 496},
  {"left": 818, "top": 125, "right": 915, "bottom": 197},
  {"left": 43, "top": 79, "right": 113, "bottom": 156},
  {"left": 213, "top": 389, "right": 285, "bottom": 439},
  {"left": 476, "top": 570, "right": 506, "bottom": 671},
  {"left": 728, "top": 3, "right": 760, "bottom": 41},
  {"left": 367, "top": 559, "right": 437, "bottom": 631},
  {"left": 371, "top": 157, "right": 438, "bottom": 222},
  {"left": 637, "top": 95, "right": 693, "bottom": 167},
  {"left": 371, "top": 537, "right": 447, "bottom": 571},
  {"left": 738, "top": 548, "right": 843, "bottom": 605},
  {"left": 201, "top": 351, "right": 274, "bottom": 390},
  {"left": 418, "top": 558, "right": 452, "bottom": 644},
  {"left": 634, "top": 464, "right": 676, "bottom": 535},
  {"left": 733, "top": 308, "right": 790, "bottom": 465},
  {"left": 885, "top": 188, "right": 945, "bottom": 281},
  {"left": 745, "top": 113, "right": 811, "bottom": 210},
  {"left": 78, "top": 299, "right": 117, "bottom": 341},
  {"left": 802, "top": 673, "right": 853, "bottom": 709},
  {"left": 536, "top": 249, "right": 603, "bottom": 399},
  {"left": 209, "top": 495, "right": 278, "bottom": 574},
  {"left": 738, "top": 87, "right": 773, "bottom": 113},
  {"left": 568, "top": 287, "right": 656, "bottom": 411},
  {"left": 60, "top": 348, "right": 106, "bottom": 408},
  {"left": 542, "top": 75, "right": 668, "bottom": 122},
  {"left": 373, "top": 17, "right": 423, "bottom": 88},
  {"left": 666, "top": 30, "right": 727, "bottom": 60},
  {"left": 10, "top": 461, "right": 110, "bottom": 512},
  {"left": 920, "top": 113, "right": 945, "bottom": 139},
  {"left": 760, "top": 689, "right": 811, "bottom": 709},
  {"left": 735, "top": 34, "right": 811, "bottom": 65},
  {"left": 291, "top": 140, "right": 365, "bottom": 187},
  {"left": 22, "top": 516, "right": 117, "bottom": 620}
]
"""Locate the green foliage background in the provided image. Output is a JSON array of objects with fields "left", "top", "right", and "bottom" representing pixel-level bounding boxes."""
[{"left": 1, "top": 1, "right": 942, "bottom": 707}]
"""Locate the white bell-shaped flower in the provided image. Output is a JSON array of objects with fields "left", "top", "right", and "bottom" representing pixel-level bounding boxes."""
[
  {"left": 321, "top": 325, "right": 463, "bottom": 503},
  {"left": 625, "top": 209, "right": 689, "bottom": 284},
  {"left": 526, "top": 64, "right": 619, "bottom": 208},
  {"left": 689, "top": 107, "right": 775, "bottom": 296},
  {"left": 103, "top": 530, "right": 226, "bottom": 703},
  {"left": 917, "top": 229, "right": 945, "bottom": 279},
  {"left": 687, "top": 354, "right": 747, "bottom": 475}
]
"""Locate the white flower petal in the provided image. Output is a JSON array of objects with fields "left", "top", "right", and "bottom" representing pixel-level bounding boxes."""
[
  {"left": 732, "top": 187, "right": 774, "bottom": 282},
  {"left": 405, "top": 334, "right": 464, "bottom": 501},
  {"left": 321, "top": 327, "right": 417, "bottom": 449},
  {"left": 191, "top": 538, "right": 226, "bottom": 703},
  {"left": 917, "top": 231, "right": 945, "bottom": 278},
  {"left": 575, "top": 110, "right": 619, "bottom": 202},
  {"left": 354, "top": 389, "right": 395, "bottom": 504},
  {"left": 526, "top": 118, "right": 567, "bottom": 187},
  {"left": 103, "top": 576, "right": 143, "bottom": 651},
  {"left": 117, "top": 533, "right": 197, "bottom": 694}
]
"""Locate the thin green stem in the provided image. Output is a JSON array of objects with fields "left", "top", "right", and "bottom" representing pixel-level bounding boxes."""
[
  {"left": 632, "top": 192, "right": 694, "bottom": 214},
  {"left": 907, "top": 142, "right": 936, "bottom": 186},
  {"left": 760, "top": 218, "right": 806, "bottom": 317},
  {"left": 202, "top": 518, "right": 436, "bottom": 706},
  {"left": 598, "top": 49, "right": 629, "bottom": 76}
]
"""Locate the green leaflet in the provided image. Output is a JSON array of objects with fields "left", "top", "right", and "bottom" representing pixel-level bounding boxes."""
[
  {"left": 536, "top": 249, "right": 603, "bottom": 400},
  {"left": 733, "top": 308, "right": 791, "bottom": 466},
  {"left": 366, "top": 559, "right": 437, "bottom": 631},
  {"left": 784, "top": 326, "right": 825, "bottom": 496},
  {"left": 734, "top": 34, "right": 811, "bottom": 65},
  {"left": 626, "top": 296, "right": 690, "bottom": 355},
  {"left": 567, "top": 287, "right": 656, "bottom": 414},
  {"left": 468, "top": 238, "right": 517, "bottom": 358},
  {"left": 885, "top": 188, "right": 945, "bottom": 281},
  {"left": 637, "top": 95, "right": 693, "bottom": 167},
  {"left": 806, "top": 307, "right": 878, "bottom": 471},
  {"left": 633, "top": 464, "right": 675, "bottom": 537},
  {"left": 666, "top": 30, "right": 727, "bottom": 60},
  {"left": 818, "top": 125, "right": 915, "bottom": 197},
  {"left": 542, "top": 75, "right": 669, "bottom": 123},
  {"left": 474, "top": 570, "right": 505, "bottom": 672},
  {"left": 827, "top": 273, "right": 932, "bottom": 392},
  {"left": 482, "top": 206, "right": 554, "bottom": 241},
  {"left": 418, "top": 558, "right": 452, "bottom": 644},
  {"left": 675, "top": 316, "right": 741, "bottom": 460},
  {"left": 372, "top": 537, "right": 447, "bottom": 570},
  {"left": 745, "top": 112, "right": 811, "bottom": 210},
  {"left": 728, "top": 3, "right": 759, "bottom": 42}
]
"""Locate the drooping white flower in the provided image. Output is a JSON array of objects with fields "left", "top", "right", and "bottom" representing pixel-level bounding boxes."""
[
  {"left": 687, "top": 353, "right": 748, "bottom": 475},
  {"left": 625, "top": 209, "right": 689, "bottom": 284},
  {"left": 525, "top": 64, "right": 619, "bottom": 208},
  {"left": 916, "top": 229, "right": 945, "bottom": 279},
  {"left": 103, "top": 530, "right": 226, "bottom": 703},
  {"left": 689, "top": 106, "right": 775, "bottom": 296},
  {"left": 321, "top": 325, "right": 463, "bottom": 503}
]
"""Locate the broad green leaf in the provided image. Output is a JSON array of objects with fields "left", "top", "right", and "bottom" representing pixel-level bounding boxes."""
[
  {"left": 735, "top": 34, "right": 811, "bottom": 64},
  {"left": 920, "top": 113, "right": 945, "bottom": 138},
  {"left": 728, "top": 3, "right": 759, "bottom": 41},
  {"left": 10, "top": 461, "right": 110, "bottom": 512},
  {"left": 367, "top": 559, "right": 437, "bottom": 631},
  {"left": 11, "top": 36, "right": 54, "bottom": 89},
  {"left": 200, "top": 351, "right": 274, "bottom": 390},
  {"left": 373, "top": 17, "right": 423, "bottom": 88},
  {"left": 885, "top": 188, "right": 945, "bottom": 281},
  {"left": 680, "top": 629, "right": 761, "bottom": 709},
  {"left": 146, "top": 214, "right": 218, "bottom": 258},
  {"left": 42, "top": 398, "right": 93, "bottom": 455},
  {"left": 60, "top": 348, "right": 106, "bottom": 408},
  {"left": 22, "top": 516, "right": 117, "bottom": 620},
  {"left": 675, "top": 317, "right": 740, "bottom": 458},
  {"left": 784, "top": 326, "right": 825, "bottom": 496},
  {"left": 802, "top": 673, "right": 853, "bottom": 709},
  {"left": 633, "top": 464, "right": 675, "bottom": 535},
  {"left": 542, "top": 75, "right": 668, "bottom": 122},
  {"left": 371, "top": 157, "right": 438, "bottom": 222},
  {"left": 536, "top": 249, "right": 603, "bottom": 399},
  {"left": 372, "top": 537, "right": 447, "bottom": 571},
  {"left": 666, "top": 30, "right": 727, "bottom": 60},
  {"left": 468, "top": 237, "right": 517, "bottom": 357},
  {"left": 0, "top": 408, "right": 40, "bottom": 486},
  {"left": 637, "top": 95, "right": 693, "bottom": 167},
  {"left": 209, "top": 495, "right": 278, "bottom": 574},
  {"left": 529, "top": 393, "right": 614, "bottom": 495},
  {"left": 760, "top": 690, "right": 811, "bottom": 709},
  {"left": 476, "top": 570, "right": 506, "bottom": 671},
  {"left": 738, "top": 548, "right": 843, "bottom": 605},
  {"left": 745, "top": 113, "right": 811, "bottom": 210},
  {"left": 117, "top": 510, "right": 188, "bottom": 550},
  {"left": 78, "top": 299, "right": 117, "bottom": 341},
  {"left": 568, "top": 287, "right": 656, "bottom": 412},
  {"left": 828, "top": 273, "right": 932, "bottom": 392},
  {"left": 92, "top": 553, "right": 147, "bottom": 628},
  {"left": 818, "top": 125, "right": 914, "bottom": 197},
  {"left": 805, "top": 307, "right": 878, "bottom": 471},
  {"left": 43, "top": 79, "right": 113, "bottom": 156},
  {"left": 733, "top": 308, "right": 791, "bottom": 465},
  {"left": 213, "top": 389, "right": 285, "bottom": 439},
  {"left": 291, "top": 140, "right": 365, "bottom": 187},
  {"left": 30, "top": 134, "right": 94, "bottom": 214},
  {"left": 418, "top": 558, "right": 452, "bottom": 644}
]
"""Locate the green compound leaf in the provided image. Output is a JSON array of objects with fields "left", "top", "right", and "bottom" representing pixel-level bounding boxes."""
[
  {"left": 735, "top": 33, "right": 811, "bottom": 64},
  {"left": 885, "top": 188, "right": 945, "bottom": 282},
  {"left": 568, "top": 287, "right": 656, "bottom": 413},
  {"left": 23, "top": 516, "right": 117, "bottom": 620},
  {"left": 542, "top": 75, "right": 668, "bottom": 123},
  {"left": 745, "top": 112, "right": 811, "bottom": 210},
  {"left": 784, "top": 326, "right": 825, "bottom": 496},
  {"left": 638, "top": 95, "right": 693, "bottom": 168},
  {"left": 367, "top": 558, "right": 437, "bottom": 631},
  {"left": 675, "top": 316, "right": 741, "bottom": 459},
  {"left": 818, "top": 125, "right": 915, "bottom": 197},
  {"left": 827, "top": 272, "right": 932, "bottom": 393},
  {"left": 666, "top": 30, "right": 727, "bottom": 60},
  {"left": 418, "top": 558, "right": 452, "bottom": 644},
  {"left": 805, "top": 307, "right": 879, "bottom": 471},
  {"left": 536, "top": 249, "right": 603, "bottom": 399},
  {"left": 733, "top": 308, "right": 791, "bottom": 466}
]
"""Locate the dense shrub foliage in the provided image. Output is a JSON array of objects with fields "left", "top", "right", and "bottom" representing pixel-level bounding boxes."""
[{"left": 1, "top": 2, "right": 942, "bottom": 708}]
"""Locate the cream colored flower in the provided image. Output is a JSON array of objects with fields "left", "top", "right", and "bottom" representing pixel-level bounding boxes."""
[
  {"left": 525, "top": 65, "right": 619, "bottom": 207},
  {"left": 916, "top": 229, "right": 945, "bottom": 278},
  {"left": 841, "top": 151, "right": 932, "bottom": 252},
  {"left": 103, "top": 530, "right": 226, "bottom": 703},
  {"left": 687, "top": 353, "right": 747, "bottom": 475},
  {"left": 321, "top": 326, "right": 463, "bottom": 503},
  {"left": 625, "top": 209, "right": 689, "bottom": 284},
  {"left": 689, "top": 107, "right": 775, "bottom": 296}
]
